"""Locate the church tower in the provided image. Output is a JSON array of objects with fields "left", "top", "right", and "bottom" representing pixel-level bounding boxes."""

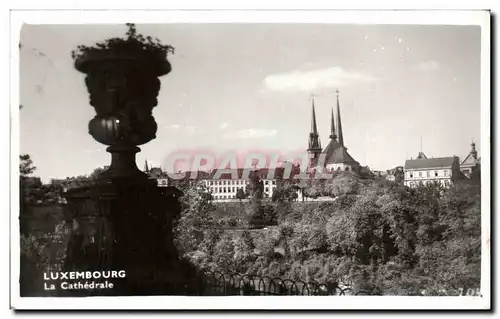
[
  {"left": 307, "top": 98, "right": 322, "bottom": 163},
  {"left": 320, "top": 90, "right": 360, "bottom": 172},
  {"left": 470, "top": 142, "right": 478, "bottom": 160}
]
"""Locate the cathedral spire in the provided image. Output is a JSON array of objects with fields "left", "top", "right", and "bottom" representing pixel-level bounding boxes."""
[
  {"left": 311, "top": 97, "right": 319, "bottom": 136},
  {"left": 307, "top": 97, "right": 322, "bottom": 158},
  {"left": 329, "top": 107, "right": 337, "bottom": 140},
  {"left": 144, "top": 159, "right": 149, "bottom": 173},
  {"left": 336, "top": 90, "right": 344, "bottom": 147}
]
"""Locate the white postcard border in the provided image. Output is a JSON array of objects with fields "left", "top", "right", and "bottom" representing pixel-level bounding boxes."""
[{"left": 9, "top": 9, "right": 491, "bottom": 310}]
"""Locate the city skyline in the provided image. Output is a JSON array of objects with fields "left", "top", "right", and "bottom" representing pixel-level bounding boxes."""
[{"left": 20, "top": 23, "right": 481, "bottom": 182}]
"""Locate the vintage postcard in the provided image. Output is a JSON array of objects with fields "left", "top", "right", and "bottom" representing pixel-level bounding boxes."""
[{"left": 10, "top": 9, "right": 491, "bottom": 310}]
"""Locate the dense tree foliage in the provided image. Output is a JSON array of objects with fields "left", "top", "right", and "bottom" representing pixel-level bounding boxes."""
[
  {"left": 20, "top": 157, "right": 110, "bottom": 207},
  {"left": 173, "top": 172, "right": 482, "bottom": 295}
]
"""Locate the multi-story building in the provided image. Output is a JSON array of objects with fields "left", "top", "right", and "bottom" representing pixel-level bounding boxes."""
[
  {"left": 202, "top": 170, "right": 251, "bottom": 200},
  {"left": 403, "top": 151, "right": 462, "bottom": 188},
  {"left": 143, "top": 164, "right": 286, "bottom": 202}
]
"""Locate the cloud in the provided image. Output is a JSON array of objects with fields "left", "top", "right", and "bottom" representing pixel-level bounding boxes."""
[
  {"left": 220, "top": 122, "right": 229, "bottom": 130},
  {"left": 413, "top": 60, "right": 440, "bottom": 72},
  {"left": 263, "top": 66, "right": 378, "bottom": 92},
  {"left": 224, "top": 128, "right": 278, "bottom": 139}
]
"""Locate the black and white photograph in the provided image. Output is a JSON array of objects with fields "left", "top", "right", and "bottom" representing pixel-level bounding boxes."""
[{"left": 9, "top": 9, "right": 491, "bottom": 310}]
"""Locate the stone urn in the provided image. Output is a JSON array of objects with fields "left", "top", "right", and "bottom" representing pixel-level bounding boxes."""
[{"left": 73, "top": 27, "right": 173, "bottom": 181}]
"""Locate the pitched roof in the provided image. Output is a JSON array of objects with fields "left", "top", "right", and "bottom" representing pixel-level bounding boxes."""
[
  {"left": 325, "top": 146, "right": 358, "bottom": 165},
  {"left": 416, "top": 151, "right": 427, "bottom": 159},
  {"left": 460, "top": 153, "right": 475, "bottom": 166},
  {"left": 322, "top": 138, "right": 342, "bottom": 159},
  {"left": 404, "top": 157, "right": 456, "bottom": 170}
]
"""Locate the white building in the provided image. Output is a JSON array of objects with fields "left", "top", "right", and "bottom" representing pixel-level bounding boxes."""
[
  {"left": 403, "top": 152, "right": 461, "bottom": 188},
  {"left": 203, "top": 176, "right": 250, "bottom": 200}
]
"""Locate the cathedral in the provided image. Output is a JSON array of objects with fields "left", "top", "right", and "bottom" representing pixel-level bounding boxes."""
[{"left": 307, "top": 91, "right": 360, "bottom": 173}]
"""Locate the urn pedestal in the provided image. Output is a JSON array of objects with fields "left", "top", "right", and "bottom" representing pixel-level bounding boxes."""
[{"left": 62, "top": 180, "right": 199, "bottom": 296}]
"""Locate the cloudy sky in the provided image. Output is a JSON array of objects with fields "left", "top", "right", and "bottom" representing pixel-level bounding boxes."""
[{"left": 19, "top": 23, "right": 481, "bottom": 182}]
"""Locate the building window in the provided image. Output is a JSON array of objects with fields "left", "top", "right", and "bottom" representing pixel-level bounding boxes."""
[
  {"left": 444, "top": 170, "right": 449, "bottom": 176},
  {"left": 409, "top": 172, "right": 413, "bottom": 178},
  {"left": 426, "top": 171, "right": 430, "bottom": 178},
  {"left": 445, "top": 180, "right": 450, "bottom": 187},
  {"left": 419, "top": 172, "right": 422, "bottom": 177},
  {"left": 410, "top": 182, "right": 415, "bottom": 188},
  {"left": 435, "top": 171, "right": 438, "bottom": 177}
]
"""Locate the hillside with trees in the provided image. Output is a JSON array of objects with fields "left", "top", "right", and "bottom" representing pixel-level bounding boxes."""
[{"left": 173, "top": 172, "right": 481, "bottom": 295}]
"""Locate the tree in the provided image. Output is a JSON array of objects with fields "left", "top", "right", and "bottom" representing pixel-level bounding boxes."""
[
  {"left": 20, "top": 176, "right": 43, "bottom": 206},
  {"left": 20, "top": 154, "right": 40, "bottom": 210},
  {"left": 303, "top": 178, "right": 323, "bottom": 199},
  {"left": 20, "top": 154, "right": 36, "bottom": 176},
  {"left": 173, "top": 182, "right": 216, "bottom": 256},
  {"left": 323, "top": 171, "right": 362, "bottom": 197},
  {"left": 236, "top": 188, "right": 246, "bottom": 203},
  {"left": 272, "top": 180, "right": 299, "bottom": 203},
  {"left": 247, "top": 203, "right": 276, "bottom": 229},
  {"left": 246, "top": 170, "right": 264, "bottom": 200},
  {"left": 62, "top": 166, "right": 110, "bottom": 190},
  {"left": 89, "top": 166, "right": 109, "bottom": 180}
]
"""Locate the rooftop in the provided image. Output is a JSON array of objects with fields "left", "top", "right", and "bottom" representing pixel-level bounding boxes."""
[
  {"left": 325, "top": 146, "right": 358, "bottom": 165},
  {"left": 404, "top": 157, "right": 456, "bottom": 170}
]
